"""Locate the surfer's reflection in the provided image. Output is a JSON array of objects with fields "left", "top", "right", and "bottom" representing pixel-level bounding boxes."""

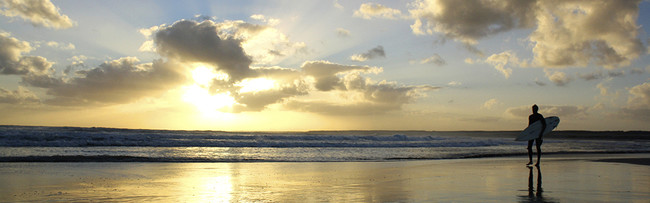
[{"left": 519, "top": 165, "right": 556, "bottom": 203}]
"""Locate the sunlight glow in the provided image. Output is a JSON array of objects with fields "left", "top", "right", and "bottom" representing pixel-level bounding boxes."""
[
  {"left": 182, "top": 85, "right": 236, "bottom": 113},
  {"left": 182, "top": 66, "right": 237, "bottom": 115},
  {"left": 236, "top": 78, "right": 276, "bottom": 93},
  {"left": 191, "top": 66, "right": 229, "bottom": 86}
]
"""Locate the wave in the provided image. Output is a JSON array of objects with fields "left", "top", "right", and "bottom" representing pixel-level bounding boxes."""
[
  {"left": 3, "top": 150, "right": 649, "bottom": 162},
  {"left": 0, "top": 126, "right": 510, "bottom": 148}
]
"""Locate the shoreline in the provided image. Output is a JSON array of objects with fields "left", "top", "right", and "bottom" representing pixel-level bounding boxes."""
[
  {"left": 2, "top": 151, "right": 650, "bottom": 163},
  {"left": 1, "top": 153, "right": 648, "bottom": 202}
]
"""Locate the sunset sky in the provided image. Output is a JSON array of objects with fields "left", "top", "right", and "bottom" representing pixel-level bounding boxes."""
[{"left": 1, "top": 0, "right": 649, "bottom": 131}]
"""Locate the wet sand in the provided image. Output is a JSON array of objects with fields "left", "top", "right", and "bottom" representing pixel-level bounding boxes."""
[{"left": 1, "top": 153, "right": 648, "bottom": 202}]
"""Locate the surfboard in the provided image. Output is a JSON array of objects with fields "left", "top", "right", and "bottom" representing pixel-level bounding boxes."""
[{"left": 515, "top": 116, "right": 560, "bottom": 141}]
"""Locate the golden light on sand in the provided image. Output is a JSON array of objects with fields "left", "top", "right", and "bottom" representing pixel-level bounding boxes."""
[{"left": 198, "top": 175, "right": 233, "bottom": 202}]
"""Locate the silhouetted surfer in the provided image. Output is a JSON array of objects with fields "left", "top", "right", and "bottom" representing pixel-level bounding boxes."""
[{"left": 527, "top": 104, "right": 546, "bottom": 166}]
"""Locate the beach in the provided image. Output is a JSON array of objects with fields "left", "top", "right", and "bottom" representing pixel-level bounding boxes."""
[{"left": 1, "top": 153, "right": 648, "bottom": 202}]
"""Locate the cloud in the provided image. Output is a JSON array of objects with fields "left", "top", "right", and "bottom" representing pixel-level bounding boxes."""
[
  {"left": 286, "top": 81, "right": 439, "bottom": 116},
  {"left": 302, "top": 61, "right": 379, "bottom": 91},
  {"left": 533, "top": 79, "right": 546, "bottom": 86},
  {"left": 22, "top": 57, "right": 186, "bottom": 105},
  {"left": 0, "top": 86, "right": 39, "bottom": 104},
  {"left": 146, "top": 19, "right": 435, "bottom": 114},
  {"left": 482, "top": 98, "right": 499, "bottom": 110},
  {"left": 0, "top": 0, "right": 76, "bottom": 29},
  {"left": 220, "top": 60, "right": 439, "bottom": 115},
  {"left": 544, "top": 70, "right": 572, "bottom": 86},
  {"left": 416, "top": 54, "right": 446, "bottom": 66},
  {"left": 336, "top": 28, "right": 350, "bottom": 38},
  {"left": 249, "top": 14, "right": 280, "bottom": 26},
  {"left": 626, "top": 82, "right": 650, "bottom": 109},
  {"left": 484, "top": 51, "right": 527, "bottom": 78},
  {"left": 350, "top": 46, "right": 385, "bottom": 62},
  {"left": 286, "top": 101, "right": 401, "bottom": 116},
  {"left": 354, "top": 3, "right": 404, "bottom": 20},
  {"left": 0, "top": 32, "right": 52, "bottom": 75},
  {"left": 577, "top": 70, "right": 627, "bottom": 81},
  {"left": 195, "top": 19, "right": 307, "bottom": 65},
  {"left": 409, "top": 0, "right": 536, "bottom": 44},
  {"left": 153, "top": 20, "right": 254, "bottom": 81},
  {"left": 577, "top": 71, "right": 603, "bottom": 81},
  {"left": 334, "top": 0, "right": 344, "bottom": 10},
  {"left": 507, "top": 105, "right": 588, "bottom": 118},
  {"left": 619, "top": 82, "right": 650, "bottom": 120},
  {"left": 629, "top": 68, "right": 645, "bottom": 75},
  {"left": 409, "top": 0, "right": 646, "bottom": 69},
  {"left": 226, "top": 67, "right": 309, "bottom": 112},
  {"left": 45, "top": 41, "right": 75, "bottom": 50},
  {"left": 292, "top": 62, "right": 440, "bottom": 115},
  {"left": 607, "top": 71, "right": 624, "bottom": 78},
  {"left": 215, "top": 60, "right": 438, "bottom": 114},
  {"left": 530, "top": 0, "right": 645, "bottom": 68},
  {"left": 3, "top": 18, "right": 436, "bottom": 116},
  {"left": 447, "top": 81, "right": 462, "bottom": 87}
]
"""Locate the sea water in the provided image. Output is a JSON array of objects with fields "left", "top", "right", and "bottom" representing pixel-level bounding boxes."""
[{"left": 0, "top": 125, "right": 648, "bottom": 162}]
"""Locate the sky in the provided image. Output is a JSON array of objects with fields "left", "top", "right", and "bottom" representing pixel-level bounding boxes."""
[{"left": 0, "top": 0, "right": 649, "bottom": 131}]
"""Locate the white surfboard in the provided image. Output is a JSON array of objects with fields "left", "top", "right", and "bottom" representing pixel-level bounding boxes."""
[{"left": 515, "top": 116, "right": 560, "bottom": 141}]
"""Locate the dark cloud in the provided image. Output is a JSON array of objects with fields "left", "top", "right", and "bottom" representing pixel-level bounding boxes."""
[
  {"left": 533, "top": 79, "right": 546, "bottom": 86},
  {"left": 410, "top": 0, "right": 536, "bottom": 43},
  {"left": 301, "top": 61, "right": 376, "bottom": 91},
  {"left": 285, "top": 61, "right": 440, "bottom": 115},
  {"left": 0, "top": 0, "right": 76, "bottom": 29},
  {"left": 154, "top": 20, "right": 254, "bottom": 81},
  {"left": 350, "top": 46, "right": 385, "bottom": 62},
  {"left": 528, "top": 1, "right": 645, "bottom": 68},
  {"left": 232, "top": 86, "right": 308, "bottom": 112},
  {"left": 607, "top": 71, "right": 624, "bottom": 78},
  {"left": 226, "top": 67, "right": 309, "bottom": 112},
  {"left": 2, "top": 17, "right": 438, "bottom": 116},
  {"left": 0, "top": 32, "right": 52, "bottom": 75},
  {"left": 22, "top": 57, "right": 186, "bottom": 105},
  {"left": 410, "top": 0, "right": 646, "bottom": 68},
  {"left": 629, "top": 68, "right": 645, "bottom": 75},
  {"left": 577, "top": 71, "right": 604, "bottom": 81},
  {"left": 0, "top": 87, "right": 39, "bottom": 104}
]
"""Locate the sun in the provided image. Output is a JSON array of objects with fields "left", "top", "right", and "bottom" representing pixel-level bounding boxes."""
[
  {"left": 182, "top": 66, "right": 236, "bottom": 114},
  {"left": 182, "top": 85, "right": 235, "bottom": 111},
  {"left": 182, "top": 66, "right": 279, "bottom": 115}
]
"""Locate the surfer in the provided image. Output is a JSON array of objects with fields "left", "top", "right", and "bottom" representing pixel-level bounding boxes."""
[{"left": 527, "top": 104, "right": 546, "bottom": 166}]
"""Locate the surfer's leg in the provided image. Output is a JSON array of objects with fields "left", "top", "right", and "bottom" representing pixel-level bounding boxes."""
[
  {"left": 527, "top": 140, "right": 533, "bottom": 165},
  {"left": 535, "top": 139, "right": 542, "bottom": 166}
]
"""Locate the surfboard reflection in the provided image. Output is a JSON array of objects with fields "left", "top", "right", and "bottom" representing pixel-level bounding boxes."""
[{"left": 519, "top": 165, "right": 557, "bottom": 203}]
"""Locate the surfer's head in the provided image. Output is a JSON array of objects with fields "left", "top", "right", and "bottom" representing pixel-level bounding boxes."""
[{"left": 532, "top": 104, "right": 539, "bottom": 113}]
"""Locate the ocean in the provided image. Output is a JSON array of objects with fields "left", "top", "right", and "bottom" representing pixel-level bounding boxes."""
[{"left": 1, "top": 125, "right": 648, "bottom": 162}]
